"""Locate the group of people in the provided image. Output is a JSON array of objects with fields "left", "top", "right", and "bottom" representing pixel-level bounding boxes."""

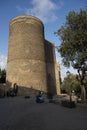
[
  {"left": 8, "top": 83, "right": 18, "bottom": 97},
  {"left": 0, "top": 83, "right": 18, "bottom": 98}
]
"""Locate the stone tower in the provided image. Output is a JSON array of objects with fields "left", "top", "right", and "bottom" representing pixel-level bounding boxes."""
[{"left": 6, "top": 15, "right": 60, "bottom": 95}]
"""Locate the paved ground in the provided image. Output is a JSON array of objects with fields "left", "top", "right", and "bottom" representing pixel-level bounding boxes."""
[{"left": 0, "top": 97, "right": 87, "bottom": 130}]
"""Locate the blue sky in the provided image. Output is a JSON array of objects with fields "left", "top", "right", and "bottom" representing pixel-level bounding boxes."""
[{"left": 0, "top": 0, "right": 87, "bottom": 79}]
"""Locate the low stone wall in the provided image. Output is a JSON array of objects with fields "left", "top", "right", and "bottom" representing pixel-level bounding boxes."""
[
  {"left": 0, "top": 83, "right": 46, "bottom": 97},
  {"left": 17, "top": 86, "right": 40, "bottom": 97}
]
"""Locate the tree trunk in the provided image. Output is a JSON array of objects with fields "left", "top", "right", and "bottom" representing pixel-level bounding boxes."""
[{"left": 81, "top": 85, "right": 86, "bottom": 103}]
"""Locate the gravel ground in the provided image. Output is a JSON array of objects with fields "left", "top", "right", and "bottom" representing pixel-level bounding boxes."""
[{"left": 0, "top": 97, "right": 87, "bottom": 130}]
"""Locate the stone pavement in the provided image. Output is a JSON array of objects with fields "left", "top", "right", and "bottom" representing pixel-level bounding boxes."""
[{"left": 0, "top": 97, "right": 87, "bottom": 130}]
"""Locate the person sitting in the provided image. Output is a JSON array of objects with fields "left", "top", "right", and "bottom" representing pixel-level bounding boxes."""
[
  {"left": 13, "top": 83, "right": 18, "bottom": 96},
  {"left": 10, "top": 90, "right": 15, "bottom": 97},
  {"left": 36, "top": 91, "right": 44, "bottom": 103}
]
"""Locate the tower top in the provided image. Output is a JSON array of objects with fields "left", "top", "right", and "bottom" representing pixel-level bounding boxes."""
[{"left": 10, "top": 15, "right": 44, "bottom": 27}]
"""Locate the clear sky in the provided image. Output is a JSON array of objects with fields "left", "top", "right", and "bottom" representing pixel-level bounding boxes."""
[{"left": 0, "top": 0, "right": 87, "bottom": 79}]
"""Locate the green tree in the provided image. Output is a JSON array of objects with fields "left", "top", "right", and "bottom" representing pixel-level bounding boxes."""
[
  {"left": 55, "top": 9, "right": 87, "bottom": 102},
  {"left": 61, "top": 73, "right": 80, "bottom": 95},
  {"left": 0, "top": 69, "right": 6, "bottom": 83}
]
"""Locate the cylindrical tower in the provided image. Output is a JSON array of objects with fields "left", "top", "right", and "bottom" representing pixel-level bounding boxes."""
[{"left": 6, "top": 15, "right": 47, "bottom": 93}]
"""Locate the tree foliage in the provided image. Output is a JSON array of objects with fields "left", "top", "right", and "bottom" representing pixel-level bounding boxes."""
[
  {"left": 0, "top": 68, "right": 6, "bottom": 83},
  {"left": 61, "top": 73, "right": 81, "bottom": 94},
  {"left": 55, "top": 9, "right": 87, "bottom": 102},
  {"left": 55, "top": 9, "right": 87, "bottom": 68}
]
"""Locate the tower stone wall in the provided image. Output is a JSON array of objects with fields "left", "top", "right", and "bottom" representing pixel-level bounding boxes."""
[
  {"left": 44, "top": 40, "right": 57, "bottom": 94},
  {"left": 55, "top": 62, "right": 61, "bottom": 95},
  {"left": 6, "top": 15, "right": 60, "bottom": 96}
]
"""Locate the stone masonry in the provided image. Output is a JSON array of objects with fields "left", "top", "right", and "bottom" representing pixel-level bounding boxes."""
[{"left": 6, "top": 15, "right": 60, "bottom": 96}]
